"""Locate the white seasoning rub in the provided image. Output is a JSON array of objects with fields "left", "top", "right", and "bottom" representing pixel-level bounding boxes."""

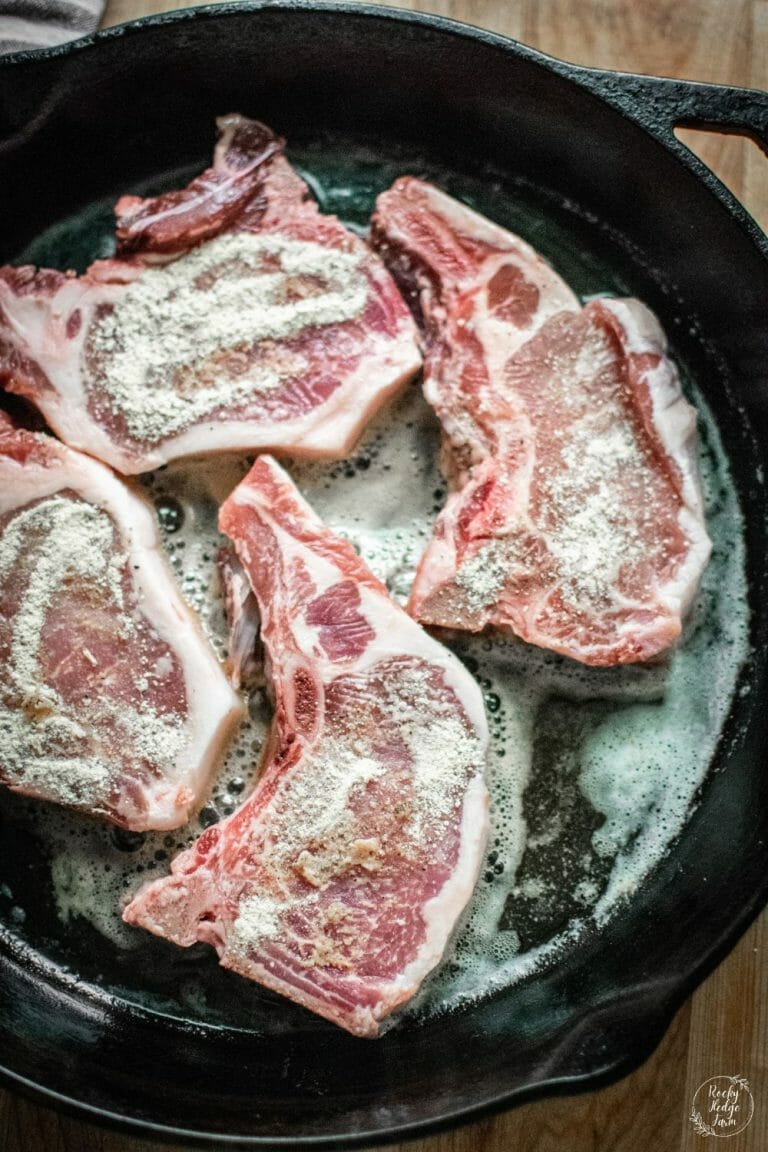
[
  {"left": 232, "top": 892, "right": 283, "bottom": 951},
  {"left": 456, "top": 542, "right": 509, "bottom": 614},
  {"left": 0, "top": 117, "right": 422, "bottom": 474},
  {"left": 12, "top": 755, "right": 112, "bottom": 810},
  {"left": 545, "top": 414, "right": 647, "bottom": 606},
  {"left": 0, "top": 425, "right": 242, "bottom": 829},
  {"left": 0, "top": 497, "right": 123, "bottom": 708},
  {"left": 452, "top": 336, "right": 652, "bottom": 615},
  {"left": 0, "top": 494, "right": 185, "bottom": 807},
  {"left": 369, "top": 664, "right": 487, "bottom": 822},
  {"left": 254, "top": 676, "right": 485, "bottom": 900},
  {"left": 89, "top": 232, "right": 369, "bottom": 441},
  {"left": 271, "top": 741, "right": 386, "bottom": 855},
  {"left": 409, "top": 715, "right": 484, "bottom": 816}
]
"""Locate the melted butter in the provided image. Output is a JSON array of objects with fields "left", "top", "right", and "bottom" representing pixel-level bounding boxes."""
[
  {"left": 22, "top": 372, "right": 748, "bottom": 1023},
  {"left": 5, "top": 144, "right": 750, "bottom": 1026}
]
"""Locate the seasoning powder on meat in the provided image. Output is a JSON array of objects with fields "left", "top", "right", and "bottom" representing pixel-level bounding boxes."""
[{"left": 88, "top": 233, "right": 368, "bottom": 442}]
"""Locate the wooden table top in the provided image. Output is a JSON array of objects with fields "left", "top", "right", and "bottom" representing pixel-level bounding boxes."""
[{"left": 1, "top": 2, "right": 766, "bottom": 1150}]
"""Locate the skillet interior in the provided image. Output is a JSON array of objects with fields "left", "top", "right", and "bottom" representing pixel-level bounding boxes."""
[{"left": 0, "top": 4, "right": 767, "bottom": 1145}]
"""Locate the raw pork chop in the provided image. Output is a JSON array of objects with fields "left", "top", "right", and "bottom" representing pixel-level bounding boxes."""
[
  {"left": 371, "top": 178, "right": 712, "bottom": 666},
  {"left": 124, "top": 456, "right": 489, "bottom": 1037},
  {"left": 0, "top": 412, "right": 242, "bottom": 829},
  {"left": 0, "top": 116, "right": 421, "bottom": 474}
]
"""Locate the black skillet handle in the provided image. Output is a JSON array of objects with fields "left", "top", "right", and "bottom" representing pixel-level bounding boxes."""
[{"left": 573, "top": 68, "right": 768, "bottom": 154}]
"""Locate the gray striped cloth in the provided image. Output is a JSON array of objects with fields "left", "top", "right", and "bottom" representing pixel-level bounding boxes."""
[{"left": 0, "top": 0, "right": 105, "bottom": 53}]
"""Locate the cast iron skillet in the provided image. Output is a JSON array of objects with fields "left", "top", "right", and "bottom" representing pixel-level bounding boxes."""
[{"left": 1, "top": 3, "right": 768, "bottom": 1146}]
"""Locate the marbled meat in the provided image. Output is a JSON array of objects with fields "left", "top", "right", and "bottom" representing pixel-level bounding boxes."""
[
  {"left": 124, "top": 455, "right": 489, "bottom": 1037},
  {"left": 0, "top": 117, "right": 421, "bottom": 474},
  {"left": 0, "top": 412, "right": 242, "bottom": 828},
  {"left": 371, "top": 178, "right": 712, "bottom": 665}
]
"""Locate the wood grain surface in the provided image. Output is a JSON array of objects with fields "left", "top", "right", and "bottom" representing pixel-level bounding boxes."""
[{"left": 1, "top": 2, "right": 766, "bottom": 1150}]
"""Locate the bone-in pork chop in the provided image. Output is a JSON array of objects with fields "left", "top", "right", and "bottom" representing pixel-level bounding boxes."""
[
  {"left": 0, "top": 413, "right": 242, "bottom": 829},
  {"left": 371, "top": 178, "right": 711, "bottom": 666},
  {"left": 0, "top": 117, "right": 421, "bottom": 474},
  {"left": 124, "top": 456, "right": 489, "bottom": 1037}
]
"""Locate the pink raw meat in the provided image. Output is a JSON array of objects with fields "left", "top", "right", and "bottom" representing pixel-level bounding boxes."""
[
  {"left": 371, "top": 178, "right": 712, "bottom": 666},
  {"left": 124, "top": 456, "right": 489, "bottom": 1037},
  {"left": 0, "top": 116, "right": 421, "bottom": 475},
  {"left": 0, "top": 412, "right": 242, "bottom": 829}
]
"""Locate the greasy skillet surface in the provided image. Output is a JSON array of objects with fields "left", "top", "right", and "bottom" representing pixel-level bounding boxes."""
[{"left": 0, "top": 3, "right": 768, "bottom": 1145}]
